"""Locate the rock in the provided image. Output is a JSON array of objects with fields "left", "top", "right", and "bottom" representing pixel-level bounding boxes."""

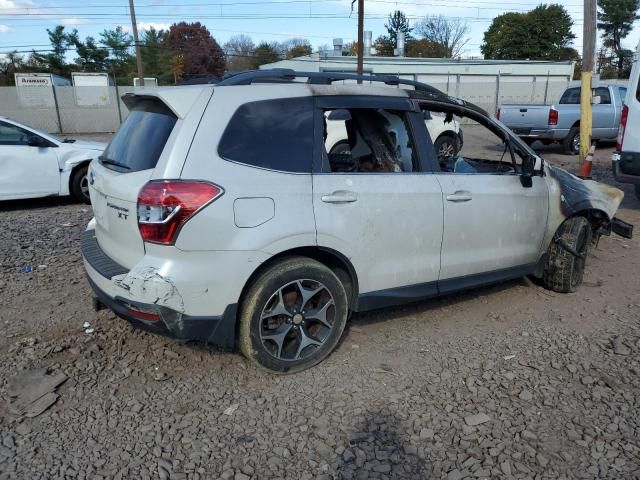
[
  {"left": 464, "top": 413, "right": 490, "bottom": 426},
  {"left": 519, "top": 390, "right": 533, "bottom": 402},
  {"left": 343, "top": 449, "right": 355, "bottom": 463},
  {"left": 611, "top": 337, "right": 631, "bottom": 356},
  {"left": 419, "top": 428, "right": 434, "bottom": 440},
  {"left": 521, "top": 430, "right": 538, "bottom": 441},
  {"left": 234, "top": 473, "right": 250, "bottom": 480},
  {"left": 447, "top": 469, "right": 463, "bottom": 480},
  {"left": 582, "top": 376, "right": 595, "bottom": 385},
  {"left": 500, "top": 461, "right": 512, "bottom": 476},
  {"left": 536, "top": 453, "right": 548, "bottom": 467}
]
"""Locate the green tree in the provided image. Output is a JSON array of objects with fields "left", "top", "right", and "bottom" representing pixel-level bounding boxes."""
[
  {"left": 100, "top": 26, "right": 134, "bottom": 82},
  {"left": 31, "top": 25, "right": 74, "bottom": 76},
  {"left": 0, "top": 51, "right": 24, "bottom": 86},
  {"left": 141, "top": 27, "right": 172, "bottom": 84},
  {"left": 69, "top": 34, "right": 109, "bottom": 72},
  {"left": 598, "top": 0, "right": 639, "bottom": 75},
  {"left": 250, "top": 42, "right": 281, "bottom": 69},
  {"left": 164, "top": 22, "right": 226, "bottom": 80},
  {"left": 481, "top": 4, "right": 576, "bottom": 60},
  {"left": 385, "top": 10, "right": 412, "bottom": 49}
]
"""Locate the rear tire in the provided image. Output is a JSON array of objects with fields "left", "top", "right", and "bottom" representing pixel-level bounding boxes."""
[
  {"left": 562, "top": 127, "right": 580, "bottom": 155},
  {"left": 70, "top": 165, "right": 90, "bottom": 204},
  {"left": 239, "top": 257, "right": 349, "bottom": 374},
  {"left": 543, "top": 217, "right": 592, "bottom": 293},
  {"left": 434, "top": 134, "right": 458, "bottom": 163}
]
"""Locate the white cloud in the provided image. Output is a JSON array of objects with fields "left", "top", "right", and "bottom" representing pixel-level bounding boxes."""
[
  {"left": 61, "top": 18, "right": 91, "bottom": 26},
  {"left": 0, "top": 25, "right": 11, "bottom": 33},
  {"left": 122, "top": 22, "right": 171, "bottom": 33}
]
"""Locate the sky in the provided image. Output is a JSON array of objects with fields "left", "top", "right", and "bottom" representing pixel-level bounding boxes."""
[{"left": 0, "top": 0, "right": 639, "bottom": 62}]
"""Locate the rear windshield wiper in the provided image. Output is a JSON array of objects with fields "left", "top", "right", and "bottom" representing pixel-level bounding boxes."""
[{"left": 98, "top": 156, "right": 131, "bottom": 170}]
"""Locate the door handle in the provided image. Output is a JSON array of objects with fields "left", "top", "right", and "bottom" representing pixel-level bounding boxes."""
[
  {"left": 321, "top": 191, "right": 358, "bottom": 204},
  {"left": 446, "top": 190, "right": 472, "bottom": 202}
]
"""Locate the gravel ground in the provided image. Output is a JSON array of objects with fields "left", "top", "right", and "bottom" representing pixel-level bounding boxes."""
[{"left": 0, "top": 139, "right": 639, "bottom": 480}]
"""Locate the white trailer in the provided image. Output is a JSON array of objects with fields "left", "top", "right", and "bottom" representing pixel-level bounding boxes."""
[
  {"left": 14, "top": 73, "right": 70, "bottom": 107},
  {"left": 71, "top": 72, "right": 113, "bottom": 107}
]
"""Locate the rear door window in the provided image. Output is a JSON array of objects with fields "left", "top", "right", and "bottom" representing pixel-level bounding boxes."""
[
  {"left": 100, "top": 99, "right": 177, "bottom": 173},
  {"left": 594, "top": 87, "right": 611, "bottom": 104},
  {"left": 218, "top": 97, "right": 314, "bottom": 173},
  {"left": 560, "top": 88, "right": 580, "bottom": 104}
]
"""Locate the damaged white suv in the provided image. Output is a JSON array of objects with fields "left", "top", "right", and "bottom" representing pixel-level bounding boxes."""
[{"left": 82, "top": 70, "right": 633, "bottom": 373}]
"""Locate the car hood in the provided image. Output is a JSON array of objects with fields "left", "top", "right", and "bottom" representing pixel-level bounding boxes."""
[
  {"left": 68, "top": 140, "right": 107, "bottom": 151},
  {"left": 546, "top": 164, "right": 624, "bottom": 220}
]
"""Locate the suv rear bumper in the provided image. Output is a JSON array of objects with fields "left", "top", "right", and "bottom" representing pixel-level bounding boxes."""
[
  {"left": 613, "top": 151, "right": 640, "bottom": 185},
  {"left": 81, "top": 228, "right": 240, "bottom": 349}
]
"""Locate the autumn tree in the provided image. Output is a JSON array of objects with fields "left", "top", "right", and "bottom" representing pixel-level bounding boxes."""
[
  {"left": 164, "top": 22, "right": 226, "bottom": 79},
  {"left": 405, "top": 39, "right": 449, "bottom": 58},
  {"left": 414, "top": 16, "right": 469, "bottom": 58},
  {"left": 481, "top": 4, "right": 576, "bottom": 60},
  {"left": 373, "top": 36, "right": 394, "bottom": 56},
  {"left": 598, "top": 0, "right": 639, "bottom": 76}
]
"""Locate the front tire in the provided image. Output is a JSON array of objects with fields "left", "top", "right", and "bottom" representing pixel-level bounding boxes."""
[
  {"left": 239, "top": 257, "right": 349, "bottom": 374},
  {"left": 543, "top": 217, "right": 592, "bottom": 293},
  {"left": 562, "top": 127, "right": 580, "bottom": 155},
  {"left": 70, "top": 165, "right": 90, "bottom": 204}
]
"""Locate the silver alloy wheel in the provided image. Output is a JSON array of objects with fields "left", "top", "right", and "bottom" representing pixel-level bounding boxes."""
[
  {"left": 438, "top": 140, "right": 455, "bottom": 161},
  {"left": 572, "top": 134, "right": 580, "bottom": 154},
  {"left": 80, "top": 174, "right": 90, "bottom": 198},
  {"left": 259, "top": 279, "right": 335, "bottom": 361}
]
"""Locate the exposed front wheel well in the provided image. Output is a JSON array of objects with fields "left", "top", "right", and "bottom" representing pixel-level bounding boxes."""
[{"left": 237, "top": 247, "right": 359, "bottom": 314}]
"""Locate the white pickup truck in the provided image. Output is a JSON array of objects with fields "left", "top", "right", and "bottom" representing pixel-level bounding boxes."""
[{"left": 498, "top": 84, "right": 628, "bottom": 155}]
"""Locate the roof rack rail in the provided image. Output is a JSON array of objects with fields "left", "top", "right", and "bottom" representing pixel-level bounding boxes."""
[{"left": 216, "top": 69, "right": 446, "bottom": 96}]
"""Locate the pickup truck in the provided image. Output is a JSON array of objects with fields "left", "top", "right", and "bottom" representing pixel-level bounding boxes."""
[{"left": 498, "top": 84, "right": 628, "bottom": 155}]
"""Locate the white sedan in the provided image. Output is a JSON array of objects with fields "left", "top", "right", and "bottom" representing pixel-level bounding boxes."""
[{"left": 0, "top": 117, "right": 106, "bottom": 203}]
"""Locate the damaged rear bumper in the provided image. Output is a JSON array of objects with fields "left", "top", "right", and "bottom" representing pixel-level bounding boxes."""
[
  {"left": 81, "top": 229, "right": 238, "bottom": 350},
  {"left": 87, "top": 277, "right": 237, "bottom": 349}
]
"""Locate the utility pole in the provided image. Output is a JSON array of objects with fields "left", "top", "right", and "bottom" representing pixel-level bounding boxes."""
[
  {"left": 129, "top": 0, "right": 145, "bottom": 87},
  {"left": 580, "top": 0, "right": 597, "bottom": 159},
  {"left": 357, "top": 0, "right": 364, "bottom": 84}
]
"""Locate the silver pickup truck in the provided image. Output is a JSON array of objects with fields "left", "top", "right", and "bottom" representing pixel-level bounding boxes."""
[{"left": 498, "top": 84, "right": 628, "bottom": 155}]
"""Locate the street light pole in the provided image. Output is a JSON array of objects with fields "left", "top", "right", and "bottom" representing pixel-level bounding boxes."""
[
  {"left": 357, "top": 0, "right": 364, "bottom": 84},
  {"left": 580, "top": 0, "right": 597, "bottom": 159},
  {"left": 129, "top": 0, "right": 145, "bottom": 87}
]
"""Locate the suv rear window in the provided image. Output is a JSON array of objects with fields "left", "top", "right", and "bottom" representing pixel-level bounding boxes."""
[
  {"left": 218, "top": 97, "right": 314, "bottom": 173},
  {"left": 100, "top": 99, "right": 177, "bottom": 173}
]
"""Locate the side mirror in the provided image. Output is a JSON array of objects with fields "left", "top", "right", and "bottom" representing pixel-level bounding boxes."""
[
  {"left": 27, "top": 135, "right": 48, "bottom": 147},
  {"left": 423, "top": 110, "right": 432, "bottom": 120},
  {"left": 520, "top": 155, "right": 535, "bottom": 188},
  {"left": 591, "top": 96, "right": 602, "bottom": 105}
]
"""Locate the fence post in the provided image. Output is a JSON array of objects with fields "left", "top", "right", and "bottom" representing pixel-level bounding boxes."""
[
  {"left": 114, "top": 82, "right": 123, "bottom": 125},
  {"left": 51, "top": 85, "right": 63, "bottom": 134},
  {"left": 455, "top": 74, "right": 460, "bottom": 97},
  {"left": 446, "top": 73, "right": 450, "bottom": 95},
  {"left": 495, "top": 72, "right": 501, "bottom": 115},
  {"left": 543, "top": 71, "right": 550, "bottom": 105},
  {"left": 531, "top": 75, "right": 537, "bottom": 103}
]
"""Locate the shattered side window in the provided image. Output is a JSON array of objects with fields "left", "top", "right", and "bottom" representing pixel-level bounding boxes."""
[{"left": 323, "top": 108, "right": 417, "bottom": 173}]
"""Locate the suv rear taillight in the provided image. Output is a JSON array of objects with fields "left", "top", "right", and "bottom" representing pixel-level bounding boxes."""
[
  {"left": 617, "top": 104, "right": 629, "bottom": 152},
  {"left": 137, "top": 180, "right": 223, "bottom": 245},
  {"left": 548, "top": 108, "right": 559, "bottom": 126}
]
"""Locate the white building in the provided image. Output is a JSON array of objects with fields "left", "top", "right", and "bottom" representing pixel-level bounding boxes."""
[{"left": 260, "top": 54, "right": 576, "bottom": 112}]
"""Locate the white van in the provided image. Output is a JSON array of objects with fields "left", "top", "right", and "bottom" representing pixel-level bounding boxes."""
[{"left": 613, "top": 41, "right": 640, "bottom": 200}]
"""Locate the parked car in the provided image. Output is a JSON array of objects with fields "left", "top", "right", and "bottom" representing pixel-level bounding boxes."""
[
  {"left": 613, "top": 42, "right": 640, "bottom": 200},
  {"left": 498, "top": 84, "right": 628, "bottom": 155},
  {"left": 0, "top": 117, "right": 105, "bottom": 203},
  {"left": 325, "top": 109, "right": 463, "bottom": 163},
  {"left": 81, "top": 70, "right": 632, "bottom": 373}
]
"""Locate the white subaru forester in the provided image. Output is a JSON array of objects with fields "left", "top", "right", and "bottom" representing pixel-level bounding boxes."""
[{"left": 82, "top": 70, "right": 632, "bottom": 373}]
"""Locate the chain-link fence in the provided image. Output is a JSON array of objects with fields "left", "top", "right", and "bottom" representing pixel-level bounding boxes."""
[{"left": 0, "top": 75, "right": 629, "bottom": 134}]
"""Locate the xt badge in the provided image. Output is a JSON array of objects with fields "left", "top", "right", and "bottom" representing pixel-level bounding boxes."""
[{"left": 107, "top": 202, "right": 129, "bottom": 220}]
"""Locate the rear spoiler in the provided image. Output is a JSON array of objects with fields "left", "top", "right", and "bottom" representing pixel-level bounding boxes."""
[{"left": 121, "top": 87, "right": 211, "bottom": 119}]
